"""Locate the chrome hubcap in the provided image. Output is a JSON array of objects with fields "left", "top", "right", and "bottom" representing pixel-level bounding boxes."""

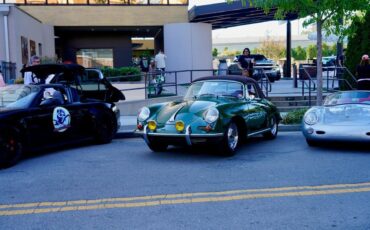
[
  {"left": 227, "top": 123, "right": 238, "bottom": 150},
  {"left": 270, "top": 117, "right": 277, "bottom": 135}
]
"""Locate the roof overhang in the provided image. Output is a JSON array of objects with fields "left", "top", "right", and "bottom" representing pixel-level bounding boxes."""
[{"left": 189, "top": 1, "right": 298, "bottom": 29}]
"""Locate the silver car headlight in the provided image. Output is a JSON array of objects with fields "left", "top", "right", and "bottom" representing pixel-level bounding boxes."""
[
  {"left": 204, "top": 108, "right": 219, "bottom": 123},
  {"left": 304, "top": 111, "right": 319, "bottom": 125},
  {"left": 138, "top": 107, "right": 150, "bottom": 122}
]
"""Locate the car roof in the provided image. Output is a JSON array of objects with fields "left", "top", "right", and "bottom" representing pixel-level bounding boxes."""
[
  {"left": 192, "top": 75, "right": 265, "bottom": 98},
  {"left": 21, "top": 64, "right": 85, "bottom": 80}
]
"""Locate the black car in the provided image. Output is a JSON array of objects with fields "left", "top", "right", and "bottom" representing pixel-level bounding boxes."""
[
  {"left": 0, "top": 64, "right": 124, "bottom": 168},
  {"left": 228, "top": 54, "right": 281, "bottom": 82}
]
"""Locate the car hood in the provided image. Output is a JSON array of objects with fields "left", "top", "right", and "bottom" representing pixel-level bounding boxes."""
[
  {"left": 322, "top": 104, "right": 370, "bottom": 125},
  {"left": 155, "top": 99, "right": 220, "bottom": 124}
]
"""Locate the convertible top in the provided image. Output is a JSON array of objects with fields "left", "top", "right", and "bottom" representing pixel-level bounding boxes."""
[
  {"left": 21, "top": 64, "right": 85, "bottom": 81},
  {"left": 193, "top": 75, "right": 265, "bottom": 98}
]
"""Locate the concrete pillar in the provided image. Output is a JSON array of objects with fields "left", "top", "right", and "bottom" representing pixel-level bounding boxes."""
[{"left": 164, "top": 23, "right": 212, "bottom": 84}]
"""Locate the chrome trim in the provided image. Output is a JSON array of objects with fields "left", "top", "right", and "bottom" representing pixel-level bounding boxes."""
[
  {"left": 143, "top": 132, "right": 224, "bottom": 138},
  {"left": 185, "top": 125, "right": 192, "bottom": 146},
  {"left": 248, "top": 128, "right": 271, "bottom": 137},
  {"left": 143, "top": 125, "right": 149, "bottom": 144}
]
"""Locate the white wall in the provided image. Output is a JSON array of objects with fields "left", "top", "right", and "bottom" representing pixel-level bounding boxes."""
[
  {"left": 4, "top": 6, "right": 55, "bottom": 76},
  {"left": 164, "top": 23, "right": 213, "bottom": 85}
]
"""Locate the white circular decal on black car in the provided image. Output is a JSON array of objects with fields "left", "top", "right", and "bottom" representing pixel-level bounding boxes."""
[{"left": 53, "top": 107, "right": 71, "bottom": 132}]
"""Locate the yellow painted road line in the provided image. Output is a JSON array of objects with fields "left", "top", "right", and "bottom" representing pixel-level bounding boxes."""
[{"left": 1, "top": 182, "right": 370, "bottom": 216}]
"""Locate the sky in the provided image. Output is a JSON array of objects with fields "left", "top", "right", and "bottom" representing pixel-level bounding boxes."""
[{"left": 188, "top": 0, "right": 305, "bottom": 38}]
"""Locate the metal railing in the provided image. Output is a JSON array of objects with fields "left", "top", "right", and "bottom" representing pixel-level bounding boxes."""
[
  {"left": 106, "top": 68, "right": 274, "bottom": 99},
  {"left": 299, "top": 66, "right": 356, "bottom": 106}
]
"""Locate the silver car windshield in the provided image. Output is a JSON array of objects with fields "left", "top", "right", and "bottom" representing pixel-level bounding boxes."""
[
  {"left": 0, "top": 85, "right": 40, "bottom": 108},
  {"left": 184, "top": 81, "right": 244, "bottom": 100},
  {"left": 324, "top": 91, "right": 370, "bottom": 106}
]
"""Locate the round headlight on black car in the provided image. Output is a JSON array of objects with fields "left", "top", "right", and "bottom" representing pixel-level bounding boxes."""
[
  {"left": 304, "top": 111, "right": 319, "bottom": 125},
  {"left": 138, "top": 107, "right": 150, "bottom": 122},
  {"left": 204, "top": 108, "right": 219, "bottom": 124}
]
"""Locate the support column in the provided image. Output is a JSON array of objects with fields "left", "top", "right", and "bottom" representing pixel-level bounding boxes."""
[{"left": 286, "top": 20, "right": 291, "bottom": 78}]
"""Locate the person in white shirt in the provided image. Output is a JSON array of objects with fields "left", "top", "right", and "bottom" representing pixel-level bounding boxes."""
[
  {"left": 0, "top": 70, "right": 5, "bottom": 87},
  {"left": 154, "top": 50, "right": 167, "bottom": 72},
  {"left": 24, "top": 55, "right": 41, "bottom": 85}
]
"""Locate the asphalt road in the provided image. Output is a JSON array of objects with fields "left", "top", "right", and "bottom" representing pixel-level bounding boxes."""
[{"left": 1, "top": 132, "right": 370, "bottom": 229}]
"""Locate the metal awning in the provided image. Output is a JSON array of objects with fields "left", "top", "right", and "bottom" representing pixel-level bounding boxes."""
[{"left": 188, "top": 1, "right": 298, "bottom": 29}]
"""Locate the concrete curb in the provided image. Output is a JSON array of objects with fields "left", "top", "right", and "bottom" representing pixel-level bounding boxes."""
[{"left": 114, "top": 124, "right": 302, "bottom": 139}]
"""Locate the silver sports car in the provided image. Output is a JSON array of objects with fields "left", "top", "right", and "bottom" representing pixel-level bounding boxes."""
[{"left": 302, "top": 91, "right": 370, "bottom": 146}]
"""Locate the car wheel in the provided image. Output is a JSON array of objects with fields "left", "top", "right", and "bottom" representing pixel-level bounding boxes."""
[
  {"left": 220, "top": 122, "right": 239, "bottom": 156},
  {"left": 263, "top": 116, "right": 278, "bottom": 140},
  {"left": 95, "top": 120, "right": 113, "bottom": 144},
  {"left": 0, "top": 132, "right": 23, "bottom": 168},
  {"left": 306, "top": 139, "right": 319, "bottom": 147},
  {"left": 147, "top": 140, "right": 168, "bottom": 152}
]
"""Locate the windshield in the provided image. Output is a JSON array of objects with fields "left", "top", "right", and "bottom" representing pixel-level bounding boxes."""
[
  {"left": 0, "top": 85, "right": 40, "bottom": 109},
  {"left": 184, "top": 81, "right": 244, "bottom": 100},
  {"left": 324, "top": 91, "right": 370, "bottom": 106}
]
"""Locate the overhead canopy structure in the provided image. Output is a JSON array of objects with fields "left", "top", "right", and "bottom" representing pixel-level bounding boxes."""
[
  {"left": 188, "top": 1, "right": 299, "bottom": 78},
  {"left": 188, "top": 1, "right": 298, "bottom": 29}
]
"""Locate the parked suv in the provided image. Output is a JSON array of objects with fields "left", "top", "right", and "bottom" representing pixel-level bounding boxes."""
[{"left": 228, "top": 54, "right": 281, "bottom": 82}]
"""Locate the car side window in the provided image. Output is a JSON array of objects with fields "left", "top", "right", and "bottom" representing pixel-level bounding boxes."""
[
  {"left": 79, "top": 70, "right": 107, "bottom": 92},
  {"left": 246, "top": 84, "right": 259, "bottom": 99}
]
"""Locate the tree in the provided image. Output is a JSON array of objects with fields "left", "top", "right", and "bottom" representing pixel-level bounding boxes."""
[
  {"left": 254, "top": 37, "right": 286, "bottom": 61},
  {"left": 231, "top": 0, "right": 370, "bottom": 105},
  {"left": 212, "top": 48, "right": 219, "bottom": 57},
  {"left": 292, "top": 46, "right": 306, "bottom": 60},
  {"left": 345, "top": 10, "right": 370, "bottom": 84}
]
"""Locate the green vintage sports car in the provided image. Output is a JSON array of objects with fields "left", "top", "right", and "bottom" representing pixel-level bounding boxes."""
[{"left": 136, "top": 76, "right": 281, "bottom": 156}]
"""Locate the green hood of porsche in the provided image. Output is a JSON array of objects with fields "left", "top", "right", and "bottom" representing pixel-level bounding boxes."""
[{"left": 154, "top": 98, "right": 237, "bottom": 124}]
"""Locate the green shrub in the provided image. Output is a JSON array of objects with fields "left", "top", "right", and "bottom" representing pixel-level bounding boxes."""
[
  {"left": 101, "top": 66, "right": 141, "bottom": 81},
  {"left": 281, "top": 108, "right": 308, "bottom": 125}
]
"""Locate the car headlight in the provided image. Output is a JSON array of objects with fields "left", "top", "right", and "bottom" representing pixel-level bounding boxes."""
[
  {"left": 304, "top": 111, "right": 319, "bottom": 125},
  {"left": 204, "top": 108, "right": 219, "bottom": 123},
  {"left": 138, "top": 107, "right": 150, "bottom": 122}
]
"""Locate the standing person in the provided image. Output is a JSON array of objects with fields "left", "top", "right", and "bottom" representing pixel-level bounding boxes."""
[
  {"left": 154, "top": 49, "right": 167, "bottom": 72},
  {"left": 0, "top": 70, "right": 5, "bottom": 87},
  {"left": 23, "top": 55, "right": 41, "bottom": 85},
  {"left": 140, "top": 56, "right": 150, "bottom": 75},
  {"left": 237, "top": 48, "right": 255, "bottom": 78},
  {"left": 356, "top": 54, "right": 370, "bottom": 90}
]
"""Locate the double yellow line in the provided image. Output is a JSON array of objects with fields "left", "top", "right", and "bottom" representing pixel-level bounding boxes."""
[{"left": 2, "top": 182, "right": 370, "bottom": 216}]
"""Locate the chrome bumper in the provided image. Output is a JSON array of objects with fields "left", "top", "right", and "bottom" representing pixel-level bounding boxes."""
[{"left": 138, "top": 125, "right": 224, "bottom": 146}]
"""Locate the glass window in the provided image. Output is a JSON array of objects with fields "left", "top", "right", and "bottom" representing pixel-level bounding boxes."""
[
  {"left": 184, "top": 81, "right": 244, "bottom": 100},
  {"left": 68, "top": 0, "right": 88, "bottom": 4},
  {"left": 76, "top": 49, "right": 113, "bottom": 68},
  {"left": 0, "top": 85, "right": 40, "bottom": 109},
  {"left": 26, "top": 0, "right": 46, "bottom": 4},
  {"left": 150, "top": 0, "right": 167, "bottom": 4},
  {"left": 89, "top": 0, "right": 108, "bottom": 4},
  {"left": 110, "top": 0, "right": 129, "bottom": 4},
  {"left": 130, "top": 0, "right": 148, "bottom": 4},
  {"left": 168, "top": 0, "right": 187, "bottom": 4}
]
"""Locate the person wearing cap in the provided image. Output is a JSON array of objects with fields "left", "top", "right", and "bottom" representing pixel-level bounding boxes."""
[{"left": 356, "top": 54, "right": 370, "bottom": 90}]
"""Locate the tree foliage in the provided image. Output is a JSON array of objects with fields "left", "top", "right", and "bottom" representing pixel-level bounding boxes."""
[
  {"left": 229, "top": 0, "right": 370, "bottom": 105},
  {"left": 345, "top": 10, "right": 370, "bottom": 80},
  {"left": 253, "top": 37, "right": 286, "bottom": 60}
]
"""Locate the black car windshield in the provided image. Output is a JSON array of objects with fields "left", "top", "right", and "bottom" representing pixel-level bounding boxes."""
[
  {"left": 0, "top": 85, "right": 40, "bottom": 109},
  {"left": 184, "top": 81, "right": 244, "bottom": 100},
  {"left": 324, "top": 91, "right": 370, "bottom": 106}
]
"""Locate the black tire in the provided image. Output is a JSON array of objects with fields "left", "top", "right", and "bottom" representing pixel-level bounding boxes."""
[
  {"left": 95, "top": 120, "right": 114, "bottom": 144},
  {"left": 147, "top": 140, "right": 168, "bottom": 152},
  {"left": 219, "top": 122, "right": 239, "bottom": 156},
  {"left": 263, "top": 116, "right": 278, "bottom": 140},
  {"left": 0, "top": 131, "right": 23, "bottom": 169},
  {"left": 306, "top": 139, "right": 319, "bottom": 147}
]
